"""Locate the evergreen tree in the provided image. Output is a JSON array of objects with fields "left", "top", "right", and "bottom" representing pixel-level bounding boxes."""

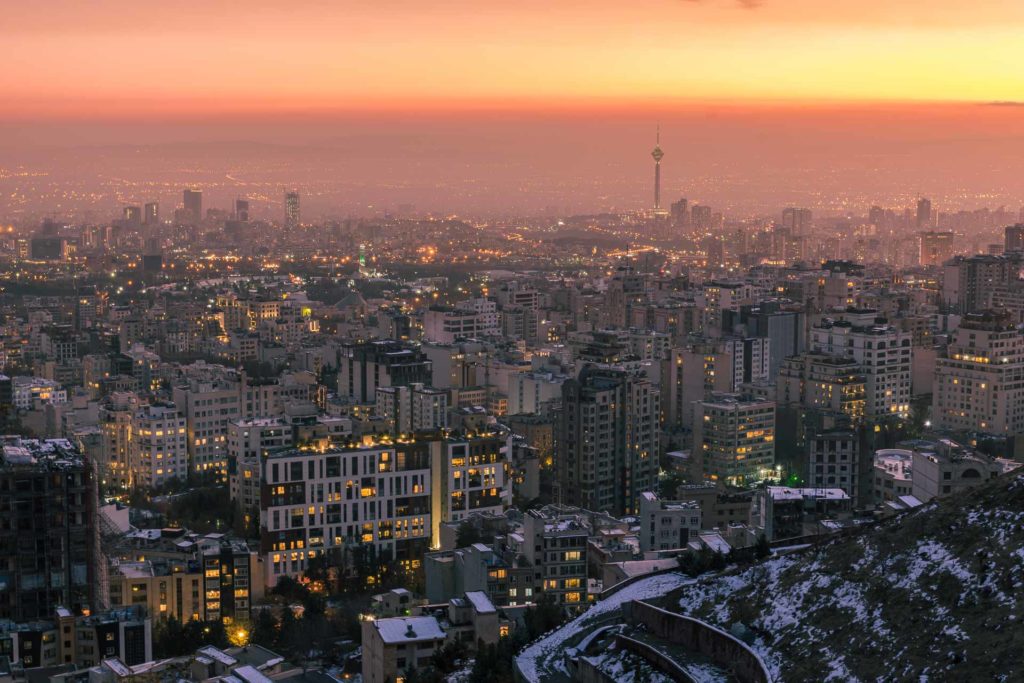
[{"left": 251, "top": 609, "right": 279, "bottom": 648}]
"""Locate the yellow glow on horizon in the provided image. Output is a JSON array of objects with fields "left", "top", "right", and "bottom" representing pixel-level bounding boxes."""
[{"left": 2, "top": 1, "right": 1024, "bottom": 118}]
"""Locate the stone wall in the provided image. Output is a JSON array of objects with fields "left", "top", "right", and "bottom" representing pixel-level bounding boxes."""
[{"left": 623, "top": 599, "right": 773, "bottom": 683}]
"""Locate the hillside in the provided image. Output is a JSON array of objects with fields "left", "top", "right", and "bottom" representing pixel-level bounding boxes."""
[
  {"left": 672, "top": 472, "right": 1024, "bottom": 681},
  {"left": 517, "top": 472, "right": 1024, "bottom": 682}
]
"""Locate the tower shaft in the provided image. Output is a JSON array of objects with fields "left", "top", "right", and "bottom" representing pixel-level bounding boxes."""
[{"left": 654, "top": 162, "right": 661, "bottom": 210}]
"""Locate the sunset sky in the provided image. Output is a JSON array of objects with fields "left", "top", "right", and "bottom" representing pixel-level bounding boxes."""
[{"left": 4, "top": 0, "right": 1024, "bottom": 120}]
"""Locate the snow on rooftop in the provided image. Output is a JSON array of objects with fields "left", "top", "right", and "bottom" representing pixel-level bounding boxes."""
[
  {"left": 374, "top": 616, "right": 446, "bottom": 644},
  {"left": 897, "top": 495, "right": 924, "bottom": 509},
  {"left": 465, "top": 591, "right": 497, "bottom": 614},
  {"left": 698, "top": 533, "right": 732, "bottom": 555},
  {"left": 767, "top": 486, "right": 848, "bottom": 501},
  {"left": 231, "top": 665, "right": 274, "bottom": 683},
  {"left": 198, "top": 646, "right": 238, "bottom": 667}
]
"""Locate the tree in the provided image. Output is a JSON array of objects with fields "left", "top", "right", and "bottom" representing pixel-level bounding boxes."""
[
  {"left": 755, "top": 533, "right": 771, "bottom": 560},
  {"left": 153, "top": 616, "right": 187, "bottom": 658},
  {"left": 251, "top": 609, "right": 279, "bottom": 648}
]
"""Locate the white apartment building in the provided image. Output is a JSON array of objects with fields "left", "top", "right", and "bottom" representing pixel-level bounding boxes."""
[
  {"left": 506, "top": 372, "right": 564, "bottom": 415},
  {"left": 99, "top": 392, "right": 141, "bottom": 490},
  {"left": 637, "top": 491, "right": 702, "bottom": 553},
  {"left": 375, "top": 383, "right": 449, "bottom": 435},
  {"left": 873, "top": 449, "right": 914, "bottom": 503},
  {"left": 260, "top": 443, "right": 432, "bottom": 587},
  {"left": 422, "top": 300, "right": 499, "bottom": 344},
  {"left": 933, "top": 310, "right": 1024, "bottom": 434},
  {"left": 810, "top": 310, "right": 912, "bottom": 420},
  {"left": 130, "top": 403, "right": 188, "bottom": 489},
  {"left": 172, "top": 380, "right": 241, "bottom": 475},
  {"left": 12, "top": 377, "right": 67, "bottom": 410},
  {"left": 430, "top": 434, "right": 511, "bottom": 526}
]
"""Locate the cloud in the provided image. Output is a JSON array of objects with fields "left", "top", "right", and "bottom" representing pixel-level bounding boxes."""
[{"left": 986, "top": 101, "right": 1024, "bottom": 107}]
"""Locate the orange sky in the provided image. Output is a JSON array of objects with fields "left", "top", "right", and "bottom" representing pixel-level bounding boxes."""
[{"left": 4, "top": 0, "right": 1024, "bottom": 120}]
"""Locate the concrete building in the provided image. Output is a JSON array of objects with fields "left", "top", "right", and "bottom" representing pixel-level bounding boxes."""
[
  {"left": 751, "top": 487, "right": 851, "bottom": 541},
  {"left": 807, "top": 430, "right": 860, "bottom": 501},
  {"left": 259, "top": 442, "right": 432, "bottom": 587},
  {"left": 11, "top": 377, "right": 67, "bottom": 411},
  {"left": 129, "top": 403, "right": 187, "bottom": 489},
  {"left": 338, "top": 340, "right": 433, "bottom": 403},
  {"left": 674, "top": 484, "right": 753, "bottom": 531},
  {"left": 375, "top": 383, "right": 448, "bottom": 435},
  {"left": 810, "top": 310, "right": 912, "bottom": 420},
  {"left": 933, "top": 310, "right": 1024, "bottom": 435},
  {"left": 873, "top": 449, "right": 914, "bottom": 504},
  {"left": 559, "top": 365, "right": 659, "bottom": 516},
  {"left": 0, "top": 607, "right": 151, "bottom": 670},
  {"left": 362, "top": 615, "right": 447, "bottom": 683},
  {"left": 777, "top": 353, "right": 866, "bottom": 422},
  {"left": 692, "top": 395, "right": 775, "bottom": 486},
  {"left": 99, "top": 392, "right": 140, "bottom": 491},
  {"left": 0, "top": 438, "right": 97, "bottom": 621},
  {"left": 637, "top": 491, "right": 702, "bottom": 553},
  {"left": 521, "top": 507, "right": 588, "bottom": 608},
  {"left": 910, "top": 439, "right": 1003, "bottom": 502},
  {"left": 422, "top": 300, "right": 499, "bottom": 344},
  {"left": 172, "top": 379, "right": 242, "bottom": 475},
  {"left": 942, "top": 253, "right": 1024, "bottom": 314},
  {"left": 430, "top": 433, "right": 511, "bottom": 528}
]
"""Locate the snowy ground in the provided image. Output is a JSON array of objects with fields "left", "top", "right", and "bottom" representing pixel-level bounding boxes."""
[{"left": 515, "top": 572, "right": 693, "bottom": 682}]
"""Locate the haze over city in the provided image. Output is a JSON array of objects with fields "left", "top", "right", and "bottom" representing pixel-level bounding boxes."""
[
  {"left": 3, "top": 3, "right": 1024, "bottom": 683},
  {"left": 5, "top": 1, "right": 1024, "bottom": 217}
]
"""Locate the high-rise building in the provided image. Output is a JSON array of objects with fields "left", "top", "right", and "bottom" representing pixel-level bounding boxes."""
[
  {"left": 919, "top": 231, "right": 957, "bottom": 266},
  {"left": 122, "top": 206, "right": 142, "bottom": 226},
  {"left": 558, "top": 365, "right": 659, "bottom": 516},
  {"left": 807, "top": 430, "right": 860, "bottom": 501},
  {"left": 777, "top": 353, "right": 866, "bottom": 422},
  {"left": 941, "top": 253, "right": 1024, "bottom": 314},
  {"left": 339, "top": 340, "right": 434, "bottom": 403},
  {"left": 724, "top": 300, "right": 807, "bottom": 379},
  {"left": 670, "top": 198, "right": 688, "bottom": 228},
  {"left": 933, "top": 310, "right": 1024, "bottom": 434},
  {"left": 0, "top": 438, "right": 97, "bottom": 621},
  {"left": 172, "top": 379, "right": 241, "bottom": 474},
  {"left": 429, "top": 432, "right": 512, "bottom": 527},
  {"left": 375, "top": 383, "right": 449, "bottom": 434},
  {"left": 284, "top": 191, "right": 300, "bottom": 228},
  {"left": 99, "top": 392, "right": 141, "bottom": 491},
  {"left": 183, "top": 189, "right": 203, "bottom": 224},
  {"left": 692, "top": 394, "right": 776, "bottom": 486},
  {"left": 1005, "top": 224, "right": 1024, "bottom": 253},
  {"left": 916, "top": 197, "right": 932, "bottom": 228},
  {"left": 691, "top": 204, "right": 713, "bottom": 230},
  {"left": 234, "top": 198, "right": 250, "bottom": 222},
  {"left": 259, "top": 442, "right": 432, "bottom": 587},
  {"left": 809, "top": 310, "right": 912, "bottom": 420},
  {"left": 781, "top": 207, "right": 813, "bottom": 235},
  {"left": 130, "top": 403, "right": 187, "bottom": 490},
  {"left": 143, "top": 202, "right": 159, "bottom": 226},
  {"left": 201, "top": 538, "right": 256, "bottom": 624}
]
